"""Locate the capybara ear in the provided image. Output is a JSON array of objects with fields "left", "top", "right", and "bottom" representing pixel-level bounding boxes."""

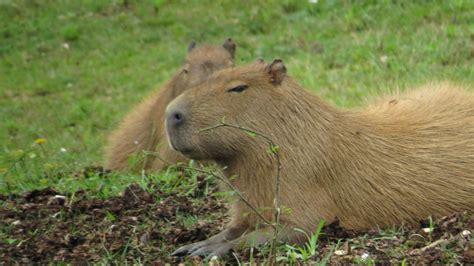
[
  {"left": 223, "top": 38, "right": 236, "bottom": 59},
  {"left": 265, "top": 59, "right": 286, "bottom": 85},
  {"left": 187, "top": 41, "right": 197, "bottom": 53}
]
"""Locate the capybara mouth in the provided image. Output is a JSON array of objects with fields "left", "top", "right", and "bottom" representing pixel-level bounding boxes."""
[
  {"left": 166, "top": 131, "right": 195, "bottom": 156},
  {"left": 167, "top": 137, "right": 189, "bottom": 154},
  {"left": 174, "top": 145, "right": 205, "bottom": 160},
  {"left": 176, "top": 146, "right": 200, "bottom": 158},
  {"left": 165, "top": 130, "right": 178, "bottom": 151},
  {"left": 179, "top": 149, "right": 193, "bottom": 155}
]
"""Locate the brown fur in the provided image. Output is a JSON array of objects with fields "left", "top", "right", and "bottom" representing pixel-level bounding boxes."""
[
  {"left": 166, "top": 60, "right": 474, "bottom": 251},
  {"left": 104, "top": 40, "right": 236, "bottom": 171}
]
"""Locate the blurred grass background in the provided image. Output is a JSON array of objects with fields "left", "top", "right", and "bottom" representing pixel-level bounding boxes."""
[{"left": 0, "top": 0, "right": 473, "bottom": 193}]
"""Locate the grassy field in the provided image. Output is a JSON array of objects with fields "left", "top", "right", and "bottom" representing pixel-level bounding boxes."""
[{"left": 1, "top": 0, "right": 473, "bottom": 263}]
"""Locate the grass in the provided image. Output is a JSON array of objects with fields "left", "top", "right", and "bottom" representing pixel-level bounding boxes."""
[
  {"left": 278, "top": 220, "right": 329, "bottom": 263},
  {"left": 0, "top": 0, "right": 473, "bottom": 263}
]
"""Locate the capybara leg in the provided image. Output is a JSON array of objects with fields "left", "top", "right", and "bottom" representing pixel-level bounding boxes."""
[
  {"left": 185, "top": 229, "right": 272, "bottom": 258},
  {"left": 188, "top": 241, "right": 235, "bottom": 258},
  {"left": 184, "top": 226, "right": 301, "bottom": 258},
  {"left": 171, "top": 224, "right": 247, "bottom": 257}
]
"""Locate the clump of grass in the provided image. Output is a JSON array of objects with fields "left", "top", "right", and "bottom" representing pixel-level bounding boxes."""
[
  {"left": 278, "top": 220, "right": 327, "bottom": 263},
  {"left": 62, "top": 24, "right": 80, "bottom": 42}
]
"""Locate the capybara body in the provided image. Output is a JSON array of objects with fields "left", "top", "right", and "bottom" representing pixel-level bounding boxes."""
[
  {"left": 104, "top": 40, "right": 236, "bottom": 171},
  {"left": 167, "top": 60, "right": 474, "bottom": 255}
]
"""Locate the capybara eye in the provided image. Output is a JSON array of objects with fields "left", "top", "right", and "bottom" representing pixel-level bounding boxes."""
[
  {"left": 182, "top": 69, "right": 189, "bottom": 74},
  {"left": 227, "top": 85, "right": 248, "bottom": 93}
]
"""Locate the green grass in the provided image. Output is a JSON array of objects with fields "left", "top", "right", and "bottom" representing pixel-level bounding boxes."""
[{"left": 1, "top": 0, "right": 473, "bottom": 204}]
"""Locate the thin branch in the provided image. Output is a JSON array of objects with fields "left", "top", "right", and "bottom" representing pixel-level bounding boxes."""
[
  {"left": 198, "top": 121, "right": 283, "bottom": 260},
  {"left": 143, "top": 150, "right": 274, "bottom": 228},
  {"left": 419, "top": 238, "right": 449, "bottom": 253},
  {"left": 148, "top": 120, "right": 283, "bottom": 259},
  {"left": 198, "top": 123, "right": 282, "bottom": 222}
]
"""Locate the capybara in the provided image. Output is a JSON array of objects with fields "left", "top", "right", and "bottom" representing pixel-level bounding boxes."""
[
  {"left": 166, "top": 59, "right": 474, "bottom": 256},
  {"left": 104, "top": 39, "right": 236, "bottom": 171}
]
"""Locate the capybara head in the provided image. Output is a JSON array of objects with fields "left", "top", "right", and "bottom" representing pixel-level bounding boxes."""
[
  {"left": 165, "top": 59, "right": 289, "bottom": 161},
  {"left": 170, "top": 38, "right": 236, "bottom": 99}
]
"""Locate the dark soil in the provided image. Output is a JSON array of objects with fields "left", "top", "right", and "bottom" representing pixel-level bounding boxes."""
[
  {"left": 0, "top": 177, "right": 228, "bottom": 264},
  {"left": 0, "top": 178, "right": 472, "bottom": 264}
]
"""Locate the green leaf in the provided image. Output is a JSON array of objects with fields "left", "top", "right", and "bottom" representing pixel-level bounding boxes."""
[
  {"left": 271, "top": 144, "right": 280, "bottom": 153},
  {"left": 105, "top": 211, "right": 116, "bottom": 221},
  {"left": 246, "top": 131, "right": 257, "bottom": 137},
  {"left": 6, "top": 238, "right": 16, "bottom": 245},
  {"left": 152, "top": 0, "right": 166, "bottom": 9}
]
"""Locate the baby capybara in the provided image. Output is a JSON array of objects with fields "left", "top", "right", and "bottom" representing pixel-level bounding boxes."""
[
  {"left": 104, "top": 39, "right": 236, "bottom": 171},
  {"left": 166, "top": 59, "right": 474, "bottom": 257}
]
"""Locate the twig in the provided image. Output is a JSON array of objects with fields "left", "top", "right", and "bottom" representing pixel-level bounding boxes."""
[
  {"left": 199, "top": 121, "right": 283, "bottom": 260},
  {"left": 409, "top": 237, "right": 451, "bottom": 256},
  {"left": 147, "top": 121, "right": 283, "bottom": 259},
  {"left": 419, "top": 238, "right": 449, "bottom": 253},
  {"left": 143, "top": 150, "right": 274, "bottom": 228}
]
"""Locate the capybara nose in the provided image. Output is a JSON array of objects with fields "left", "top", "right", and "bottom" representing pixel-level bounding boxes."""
[{"left": 167, "top": 110, "right": 186, "bottom": 129}]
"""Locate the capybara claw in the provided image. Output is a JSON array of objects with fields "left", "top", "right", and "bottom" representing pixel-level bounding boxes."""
[{"left": 172, "top": 241, "right": 206, "bottom": 257}]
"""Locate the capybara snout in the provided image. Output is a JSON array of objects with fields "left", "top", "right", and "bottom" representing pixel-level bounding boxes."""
[
  {"left": 165, "top": 97, "right": 192, "bottom": 154},
  {"left": 166, "top": 103, "right": 186, "bottom": 130}
]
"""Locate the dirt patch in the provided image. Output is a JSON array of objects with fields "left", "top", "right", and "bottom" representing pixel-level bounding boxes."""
[
  {"left": 0, "top": 180, "right": 472, "bottom": 264},
  {"left": 0, "top": 176, "right": 227, "bottom": 264}
]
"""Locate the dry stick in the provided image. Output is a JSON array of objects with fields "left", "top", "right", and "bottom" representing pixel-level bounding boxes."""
[
  {"left": 143, "top": 150, "right": 274, "bottom": 228},
  {"left": 141, "top": 150, "right": 149, "bottom": 179},
  {"left": 198, "top": 121, "right": 282, "bottom": 260},
  {"left": 419, "top": 238, "right": 449, "bottom": 253}
]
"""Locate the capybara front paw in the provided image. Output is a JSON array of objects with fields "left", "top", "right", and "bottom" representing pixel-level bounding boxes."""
[
  {"left": 172, "top": 240, "right": 207, "bottom": 257},
  {"left": 172, "top": 240, "right": 234, "bottom": 258},
  {"left": 189, "top": 242, "right": 234, "bottom": 257}
]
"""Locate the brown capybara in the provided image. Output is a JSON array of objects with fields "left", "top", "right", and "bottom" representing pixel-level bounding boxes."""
[
  {"left": 104, "top": 39, "right": 236, "bottom": 171},
  {"left": 166, "top": 59, "right": 474, "bottom": 256}
]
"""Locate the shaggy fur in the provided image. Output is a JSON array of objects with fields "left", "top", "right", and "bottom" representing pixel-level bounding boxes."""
[
  {"left": 166, "top": 60, "right": 473, "bottom": 254},
  {"left": 104, "top": 40, "right": 236, "bottom": 171}
]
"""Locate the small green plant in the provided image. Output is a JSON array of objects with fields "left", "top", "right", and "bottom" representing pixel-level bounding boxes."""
[
  {"left": 5, "top": 238, "right": 17, "bottom": 245},
  {"left": 175, "top": 213, "right": 198, "bottom": 227},
  {"left": 152, "top": 0, "right": 166, "bottom": 10},
  {"left": 277, "top": 220, "right": 325, "bottom": 262},
  {"left": 62, "top": 24, "right": 80, "bottom": 42},
  {"left": 105, "top": 211, "right": 116, "bottom": 222},
  {"left": 401, "top": 258, "right": 407, "bottom": 266},
  {"left": 428, "top": 216, "right": 434, "bottom": 243}
]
